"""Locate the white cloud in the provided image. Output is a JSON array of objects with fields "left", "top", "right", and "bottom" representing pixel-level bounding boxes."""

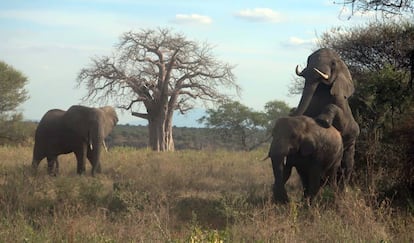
[
  {"left": 284, "top": 37, "right": 317, "bottom": 47},
  {"left": 234, "top": 8, "right": 283, "bottom": 23},
  {"left": 289, "top": 37, "right": 317, "bottom": 45},
  {"left": 173, "top": 14, "right": 212, "bottom": 25}
]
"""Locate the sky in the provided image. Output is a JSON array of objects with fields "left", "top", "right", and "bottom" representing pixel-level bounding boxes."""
[{"left": 0, "top": 0, "right": 373, "bottom": 126}]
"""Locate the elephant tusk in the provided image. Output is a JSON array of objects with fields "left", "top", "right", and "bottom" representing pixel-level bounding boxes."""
[
  {"left": 89, "top": 143, "right": 93, "bottom": 150},
  {"left": 314, "top": 68, "right": 329, "bottom": 80},
  {"left": 102, "top": 140, "right": 108, "bottom": 152},
  {"left": 295, "top": 65, "right": 303, "bottom": 76}
]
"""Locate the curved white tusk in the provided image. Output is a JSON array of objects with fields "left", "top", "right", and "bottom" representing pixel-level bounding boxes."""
[
  {"left": 295, "top": 65, "right": 303, "bottom": 76},
  {"left": 314, "top": 68, "right": 329, "bottom": 80},
  {"left": 102, "top": 140, "right": 108, "bottom": 152}
]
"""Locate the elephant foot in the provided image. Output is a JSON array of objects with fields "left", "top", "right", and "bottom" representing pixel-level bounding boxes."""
[{"left": 273, "top": 185, "right": 289, "bottom": 204}]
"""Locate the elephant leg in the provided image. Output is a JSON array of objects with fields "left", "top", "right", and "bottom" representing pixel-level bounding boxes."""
[
  {"left": 295, "top": 165, "right": 310, "bottom": 198},
  {"left": 47, "top": 156, "right": 58, "bottom": 176},
  {"left": 31, "top": 159, "right": 41, "bottom": 172},
  {"left": 315, "top": 104, "right": 345, "bottom": 131},
  {"left": 271, "top": 155, "right": 289, "bottom": 203},
  {"left": 74, "top": 144, "right": 87, "bottom": 175},
  {"left": 338, "top": 130, "right": 358, "bottom": 189},
  {"left": 306, "top": 165, "right": 321, "bottom": 202},
  {"left": 87, "top": 146, "right": 102, "bottom": 176},
  {"left": 55, "top": 158, "right": 60, "bottom": 175},
  {"left": 340, "top": 141, "right": 356, "bottom": 187},
  {"left": 325, "top": 165, "right": 339, "bottom": 192}
]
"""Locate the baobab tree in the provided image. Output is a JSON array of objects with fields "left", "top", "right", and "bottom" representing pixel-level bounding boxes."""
[{"left": 77, "top": 28, "right": 239, "bottom": 151}]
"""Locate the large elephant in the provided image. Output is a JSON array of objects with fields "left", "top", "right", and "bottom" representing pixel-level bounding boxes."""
[
  {"left": 31, "top": 105, "right": 118, "bottom": 176},
  {"left": 268, "top": 114, "right": 343, "bottom": 203},
  {"left": 292, "top": 48, "right": 359, "bottom": 186}
]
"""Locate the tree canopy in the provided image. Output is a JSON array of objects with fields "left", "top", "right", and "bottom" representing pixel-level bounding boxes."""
[
  {"left": 199, "top": 100, "right": 291, "bottom": 150},
  {"left": 320, "top": 21, "right": 414, "bottom": 84},
  {"left": 336, "top": 0, "right": 414, "bottom": 16},
  {"left": 77, "top": 28, "right": 239, "bottom": 151},
  {"left": 0, "top": 61, "right": 29, "bottom": 144}
]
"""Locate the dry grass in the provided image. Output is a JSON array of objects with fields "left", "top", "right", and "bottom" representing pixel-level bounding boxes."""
[{"left": 0, "top": 146, "right": 413, "bottom": 242}]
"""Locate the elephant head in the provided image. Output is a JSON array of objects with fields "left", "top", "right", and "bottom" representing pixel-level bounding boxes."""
[
  {"left": 292, "top": 48, "right": 355, "bottom": 116},
  {"left": 63, "top": 105, "right": 118, "bottom": 150},
  {"left": 269, "top": 116, "right": 316, "bottom": 163}
]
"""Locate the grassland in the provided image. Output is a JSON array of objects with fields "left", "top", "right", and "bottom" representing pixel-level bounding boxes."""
[{"left": 0, "top": 146, "right": 413, "bottom": 242}]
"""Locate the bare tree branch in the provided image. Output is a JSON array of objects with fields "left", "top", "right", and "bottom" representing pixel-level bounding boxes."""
[{"left": 335, "top": 0, "right": 414, "bottom": 17}]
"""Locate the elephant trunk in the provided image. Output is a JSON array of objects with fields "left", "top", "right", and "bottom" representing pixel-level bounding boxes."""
[
  {"left": 291, "top": 81, "right": 318, "bottom": 116},
  {"left": 270, "top": 153, "right": 289, "bottom": 203}
]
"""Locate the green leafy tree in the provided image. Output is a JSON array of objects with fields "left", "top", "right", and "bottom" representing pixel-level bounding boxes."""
[
  {"left": 320, "top": 21, "right": 414, "bottom": 87},
  {"left": 0, "top": 61, "right": 29, "bottom": 144},
  {"left": 77, "top": 28, "right": 238, "bottom": 151},
  {"left": 263, "top": 100, "right": 291, "bottom": 132},
  {"left": 198, "top": 101, "right": 267, "bottom": 151},
  {"left": 199, "top": 100, "right": 291, "bottom": 150}
]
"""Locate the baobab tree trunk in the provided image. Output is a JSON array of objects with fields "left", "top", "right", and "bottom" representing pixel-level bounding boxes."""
[{"left": 146, "top": 108, "right": 175, "bottom": 151}]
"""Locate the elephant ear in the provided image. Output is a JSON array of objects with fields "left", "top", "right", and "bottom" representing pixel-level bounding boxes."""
[
  {"left": 330, "top": 65, "right": 355, "bottom": 99},
  {"left": 300, "top": 137, "right": 315, "bottom": 156}
]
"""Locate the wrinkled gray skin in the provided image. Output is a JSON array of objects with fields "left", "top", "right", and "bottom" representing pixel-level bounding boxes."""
[
  {"left": 32, "top": 105, "right": 118, "bottom": 176},
  {"left": 292, "top": 48, "right": 360, "bottom": 187},
  {"left": 269, "top": 114, "right": 343, "bottom": 203}
]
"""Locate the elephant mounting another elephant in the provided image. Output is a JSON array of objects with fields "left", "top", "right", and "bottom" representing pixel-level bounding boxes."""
[
  {"left": 268, "top": 48, "right": 360, "bottom": 203},
  {"left": 291, "top": 48, "right": 360, "bottom": 188},
  {"left": 31, "top": 105, "right": 118, "bottom": 176}
]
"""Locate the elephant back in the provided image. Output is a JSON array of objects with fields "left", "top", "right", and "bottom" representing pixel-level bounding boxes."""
[
  {"left": 62, "top": 105, "right": 99, "bottom": 138},
  {"left": 36, "top": 109, "right": 66, "bottom": 138}
]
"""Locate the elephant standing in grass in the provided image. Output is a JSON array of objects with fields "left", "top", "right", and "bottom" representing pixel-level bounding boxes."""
[
  {"left": 292, "top": 48, "right": 360, "bottom": 187},
  {"left": 32, "top": 105, "right": 118, "bottom": 176},
  {"left": 268, "top": 111, "right": 344, "bottom": 203}
]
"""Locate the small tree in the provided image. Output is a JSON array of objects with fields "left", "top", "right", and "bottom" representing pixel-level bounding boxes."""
[
  {"left": 0, "top": 61, "right": 29, "bottom": 144},
  {"left": 77, "top": 28, "right": 239, "bottom": 151},
  {"left": 199, "top": 100, "right": 291, "bottom": 151},
  {"left": 199, "top": 101, "right": 267, "bottom": 151},
  {"left": 263, "top": 100, "right": 291, "bottom": 132}
]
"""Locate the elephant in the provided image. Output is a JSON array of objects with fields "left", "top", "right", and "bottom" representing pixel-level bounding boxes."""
[
  {"left": 31, "top": 105, "right": 118, "bottom": 176},
  {"left": 291, "top": 48, "right": 360, "bottom": 187},
  {"left": 268, "top": 113, "right": 343, "bottom": 203}
]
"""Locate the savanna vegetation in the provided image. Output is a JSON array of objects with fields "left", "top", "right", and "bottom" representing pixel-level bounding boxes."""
[{"left": 0, "top": 146, "right": 413, "bottom": 242}]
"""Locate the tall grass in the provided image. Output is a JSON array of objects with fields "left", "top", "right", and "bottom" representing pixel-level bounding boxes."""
[{"left": 0, "top": 146, "right": 413, "bottom": 242}]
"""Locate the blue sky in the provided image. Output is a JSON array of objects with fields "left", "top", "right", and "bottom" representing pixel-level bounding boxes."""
[{"left": 0, "top": 0, "right": 372, "bottom": 126}]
